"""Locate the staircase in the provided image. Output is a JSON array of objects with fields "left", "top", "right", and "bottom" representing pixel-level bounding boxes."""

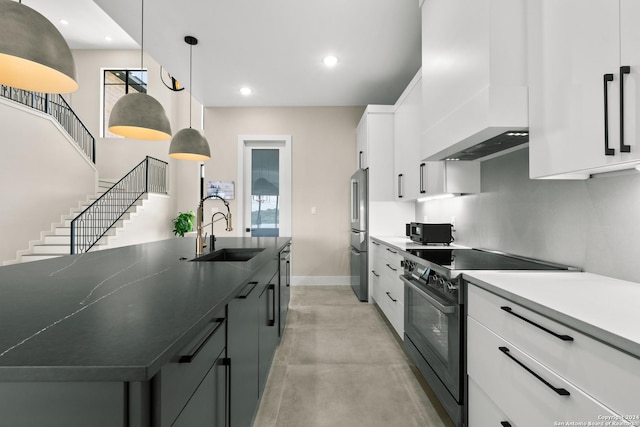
[{"left": 16, "top": 180, "right": 149, "bottom": 263}]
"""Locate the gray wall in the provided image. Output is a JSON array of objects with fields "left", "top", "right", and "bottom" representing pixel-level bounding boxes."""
[{"left": 416, "top": 148, "right": 640, "bottom": 283}]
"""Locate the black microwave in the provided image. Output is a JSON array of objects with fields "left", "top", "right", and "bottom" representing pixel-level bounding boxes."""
[{"left": 406, "top": 222, "right": 452, "bottom": 245}]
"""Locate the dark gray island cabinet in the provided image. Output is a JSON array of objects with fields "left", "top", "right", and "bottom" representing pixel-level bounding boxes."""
[{"left": 0, "top": 237, "right": 291, "bottom": 427}]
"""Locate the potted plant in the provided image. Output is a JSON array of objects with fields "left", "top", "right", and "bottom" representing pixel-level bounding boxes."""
[{"left": 172, "top": 211, "right": 195, "bottom": 237}]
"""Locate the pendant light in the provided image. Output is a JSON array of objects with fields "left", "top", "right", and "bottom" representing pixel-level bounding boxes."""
[
  {"left": 169, "top": 36, "right": 211, "bottom": 161},
  {"left": 0, "top": 0, "right": 78, "bottom": 93},
  {"left": 108, "top": 0, "right": 171, "bottom": 140}
]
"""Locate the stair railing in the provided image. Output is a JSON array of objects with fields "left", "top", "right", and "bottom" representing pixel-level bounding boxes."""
[
  {"left": 0, "top": 84, "right": 95, "bottom": 163},
  {"left": 70, "top": 156, "right": 168, "bottom": 254}
]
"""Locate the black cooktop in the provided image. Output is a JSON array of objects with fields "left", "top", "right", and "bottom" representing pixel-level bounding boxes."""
[{"left": 405, "top": 248, "right": 569, "bottom": 271}]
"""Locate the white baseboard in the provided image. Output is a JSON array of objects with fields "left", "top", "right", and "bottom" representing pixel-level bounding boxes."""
[{"left": 291, "top": 276, "right": 350, "bottom": 286}]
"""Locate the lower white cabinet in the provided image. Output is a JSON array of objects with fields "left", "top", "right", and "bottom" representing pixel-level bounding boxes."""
[
  {"left": 370, "top": 240, "right": 404, "bottom": 338},
  {"left": 467, "top": 283, "right": 637, "bottom": 427}
]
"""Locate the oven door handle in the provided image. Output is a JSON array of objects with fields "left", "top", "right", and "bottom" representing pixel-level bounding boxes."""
[{"left": 400, "top": 276, "right": 455, "bottom": 314}]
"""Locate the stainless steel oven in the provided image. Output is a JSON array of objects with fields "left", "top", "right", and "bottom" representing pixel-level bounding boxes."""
[{"left": 402, "top": 260, "right": 463, "bottom": 426}]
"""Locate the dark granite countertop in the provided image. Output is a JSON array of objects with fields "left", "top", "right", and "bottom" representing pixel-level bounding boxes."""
[{"left": 0, "top": 237, "right": 290, "bottom": 382}]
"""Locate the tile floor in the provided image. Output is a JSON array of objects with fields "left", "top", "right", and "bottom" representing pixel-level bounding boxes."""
[{"left": 252, "top": 285, "right": 455, "bottom": 427}]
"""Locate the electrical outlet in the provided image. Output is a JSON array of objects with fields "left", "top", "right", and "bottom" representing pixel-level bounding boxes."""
[
  {"left": 311, "top": 207, "right": 317, "bottom": 215},
  {"left": 423, "top": 216, "right": 428, "bottom": 222},
  {"left": 211, "top": 207, "right": 219, "bottom": 215},
  {"left": 451, "top": 216, "right": 456, "bottom": 229}
]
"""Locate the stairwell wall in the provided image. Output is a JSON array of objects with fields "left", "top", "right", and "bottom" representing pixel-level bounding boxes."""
[{"left": 0, "top": 100, "right": 98, "bottom": 264}]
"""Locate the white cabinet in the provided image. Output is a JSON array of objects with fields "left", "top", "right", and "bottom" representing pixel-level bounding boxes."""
[
  {"left": 528, "top": 0, "right": 640, "bottom": 178},
  {"left": 467, "top": 283, "right": 639, "bottom": 426},
  {"left": 356, "top": 106, "right": 395, "bottom": 201},
  {"left": 420, "top": 0, "right": 527, "bottom": 161},
  {"left": 421, "top": 161, "right": 480, "bottom": 197},
  {"left": 394, "top": 71, "right": 422, "bottom": 201},
  {"left": 369, "top": 239, "right": 404, "bottom": 338}
]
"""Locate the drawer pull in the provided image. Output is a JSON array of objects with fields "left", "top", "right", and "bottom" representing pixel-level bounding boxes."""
[
  {"left": 179, "top": 318, "right": 225, "bottom": 363},
  {"left": 500, "top": 306, "right": 574, "bottom": 342},
  {"left": 371, "top": 241, "right": 380, "bottom": 246},
  {"left": 501, "top": 422, "right": 512, "bottom": 427},
  {"left": 386, "top": 291, "right": 397, "bottom": 302},
  {"left": 237, "top": 281, "right": 258, "bottom": 299},
  {"left": 372, "top": 270, "right": 380, "bottom": 277},
  {"left": 386, "top": 248, "right": 398, "bottom": 254},
  {"left": 386, "top": 263, "right": 397, "bottom": 272},
  {"left": 498, "top": 346, "right": 570, "bottom": 396}
]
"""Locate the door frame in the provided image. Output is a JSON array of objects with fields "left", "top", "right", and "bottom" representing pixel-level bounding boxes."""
[{"left": 237, "top": 134, "right": 292, "bottom": 237}]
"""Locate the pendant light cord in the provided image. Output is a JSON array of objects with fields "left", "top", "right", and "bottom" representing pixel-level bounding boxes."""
[
  {"left": 140, "top": 0, "right": 145, "bottom": 70},
  {"left": 189, "top": 42, "right": 193, "bottom": 128}
]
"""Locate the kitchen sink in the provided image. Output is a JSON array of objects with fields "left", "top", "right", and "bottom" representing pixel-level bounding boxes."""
[{"left": 191, "top": 248, "right": 265, "bottom": 262}]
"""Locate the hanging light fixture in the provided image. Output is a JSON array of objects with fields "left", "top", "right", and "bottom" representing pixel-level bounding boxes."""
[
  {"left": 108, "top": 0, "right": 171, "bottom": 140},
  {"left": 0, "top": 0, "right": 78, "bottom": 93},
  {"left": 169, "top": 36, "right": 211, "bottom": 161}
]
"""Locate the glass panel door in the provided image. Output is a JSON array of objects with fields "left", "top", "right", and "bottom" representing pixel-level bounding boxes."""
[{"left": 250, "top": 149, "right": 280, "bottom": 237}]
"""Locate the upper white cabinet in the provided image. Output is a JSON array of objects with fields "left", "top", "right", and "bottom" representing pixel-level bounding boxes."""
[
  {"left": 423, "top": 161, "right": 480, "bottom": 196},
  {"left": 420, "top": 0, "right": 528, "bottom": 161},
  {"left": 528, "top": 0, "right": 640, "bottom": 179},
  {"left": 394, "top": 70, "right": 422, "bottom": 200},
  {"left": 356, "top": 105, "right": 395, "bottom": 201}
]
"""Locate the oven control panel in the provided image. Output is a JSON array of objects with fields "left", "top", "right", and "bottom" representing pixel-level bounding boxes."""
[{"left": 403, "top": 258, "right": 459, "bottom": 302}]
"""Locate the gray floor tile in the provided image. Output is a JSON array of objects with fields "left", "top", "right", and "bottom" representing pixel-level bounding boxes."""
[{"left": 253, "top": 286, "right": 454, "bottom": 427}]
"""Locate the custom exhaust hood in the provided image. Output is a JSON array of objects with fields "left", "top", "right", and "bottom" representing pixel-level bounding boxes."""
[{"left": 442, "top": 130, "right": 529, "bottom": 161}]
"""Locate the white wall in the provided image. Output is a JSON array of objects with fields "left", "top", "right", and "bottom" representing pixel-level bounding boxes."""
[
  {"left": 416, "top": 148, "right": 640, "bottom": 283},
  {"left": 202, "top": 107, "right": 365, "bottom": 278},
  {"left": 0, "top": 100, "right": 97, "bottom": 263}
]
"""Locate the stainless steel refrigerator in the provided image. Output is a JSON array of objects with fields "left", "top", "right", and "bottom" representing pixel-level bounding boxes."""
[{"left": 350, "top": 168, "right": 368, "bottom": 302}]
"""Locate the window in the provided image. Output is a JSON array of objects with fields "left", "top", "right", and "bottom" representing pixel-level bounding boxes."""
[{"left": 102, "top": 69, "right": 147, "bottom": 137}]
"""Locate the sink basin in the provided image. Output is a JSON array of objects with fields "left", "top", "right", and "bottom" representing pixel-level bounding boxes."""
[{"left": 191, "top": 248, "right": 265, "bottom": 262}]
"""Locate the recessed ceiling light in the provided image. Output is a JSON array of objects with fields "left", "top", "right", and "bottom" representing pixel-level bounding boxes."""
[
  {"left": 59, "top": 19, "right": 69, "bottom": 25},
  {"left": 323, "top": 55, "right": 338, "bottom": 67},
  {"left": 105, "top": 36, "right": 113, "bottom": 42},
  {"left": 240, "top": 87, "right": 252, "bottom": 96}
]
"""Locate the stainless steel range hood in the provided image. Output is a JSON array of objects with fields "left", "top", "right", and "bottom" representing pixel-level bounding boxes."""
[{"left": 442, "top": 130, "right": 529, "bottom": 161}]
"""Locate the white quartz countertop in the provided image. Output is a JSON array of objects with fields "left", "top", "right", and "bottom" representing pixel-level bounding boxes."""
[
  {"left": 464, "top": 271, "right": 640, "bottom": 359},
  {"left": 371, "top": 236, "right": 469, "bottom": 251}
]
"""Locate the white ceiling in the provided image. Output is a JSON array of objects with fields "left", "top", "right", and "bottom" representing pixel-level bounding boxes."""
[{"left": 26, "top": 0, "right": 422, "bottom": 107}]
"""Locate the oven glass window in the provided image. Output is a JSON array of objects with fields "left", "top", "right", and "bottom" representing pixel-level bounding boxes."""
[{"left": 408, "top": 290, "right": 450, "bottom": 361}]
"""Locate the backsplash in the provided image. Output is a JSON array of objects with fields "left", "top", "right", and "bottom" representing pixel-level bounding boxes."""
[{"left": 416, "top": 148, "right": 640, "bottom": 283}]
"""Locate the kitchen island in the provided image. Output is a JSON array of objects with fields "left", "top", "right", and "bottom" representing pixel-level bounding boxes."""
[{"left": 0, "top": 236, "right": 291, "bottom": 427}]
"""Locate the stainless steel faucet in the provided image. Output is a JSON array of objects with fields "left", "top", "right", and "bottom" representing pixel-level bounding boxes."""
[{"left": 196, "top": 195, "right": 233, "bottom": 255}]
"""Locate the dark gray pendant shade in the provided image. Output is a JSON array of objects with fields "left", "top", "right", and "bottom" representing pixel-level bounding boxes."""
[
  {"left": 169, "top": 128, "right": 211, "bottom": 161},
  {"left": 108, "top": 92, "right": 172, "bottom": 140},
  {"left": 0, "top": 0, "right": 78, "bottom": 93}
]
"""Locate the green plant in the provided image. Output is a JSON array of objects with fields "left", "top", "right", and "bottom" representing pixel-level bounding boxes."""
[{"left": 172, "top": 211, "right": 195, "bottom": 237}]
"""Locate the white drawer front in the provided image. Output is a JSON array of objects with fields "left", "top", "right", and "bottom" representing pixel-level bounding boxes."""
[
  {"left": 468, "top": 377, "right": 514, "bottom": 427},
  {"left": 468, "top": 317, "right": 631, "bottom": 427},
  {"left": 380, "top": 244, "right": 403, "bottom": 267},
  {"left": 468, "top": 284, "right": 640, "bottom": 417}
]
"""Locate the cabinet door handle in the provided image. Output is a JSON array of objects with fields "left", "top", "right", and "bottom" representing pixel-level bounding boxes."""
[
  {"left": 386, "top": 248, "right": 397, "bottom": 254},
  {"left": 237, "top": 281, "right": 258, "bottom": 299},
  {"left": 359, "top": 151, "right": 364, "bottom": 169},
  {"left": 499, "top": 346, "right": 570, "bottom": 396},
  {"left": 501, "top": 422, "right": 512, "bottom": 427},
  {"left": 398, "top": 174, "right": 404, "bottom": 198},
  {"left": 620, "top": 65, "right": 632, "bottom": 153},
  {"left": 372, "top": 270, "right": 380, "bottom": 277},
  {"left": 419, "top": 163, "right": 426, "bottom": 194},
  {"left": 386, "top": 291, "right": 397, "bottom": 302},
  {"left": 179, "top": 318, "right": 225, "bottom": 363},
  {"left": 500, "top": 306, "right": 573, "bottom": 341},
  {"left": 603, "top": 73, "right": 615, "bottom": 156},
  {"left": 371, "top": 241, "right": 380, "bottom": 246},
  {"left": 385, "top": 263, "right": 397, "bottom": 272},
  {"left": 267, "top": 284, "right": 276, "bottom": 326}
]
